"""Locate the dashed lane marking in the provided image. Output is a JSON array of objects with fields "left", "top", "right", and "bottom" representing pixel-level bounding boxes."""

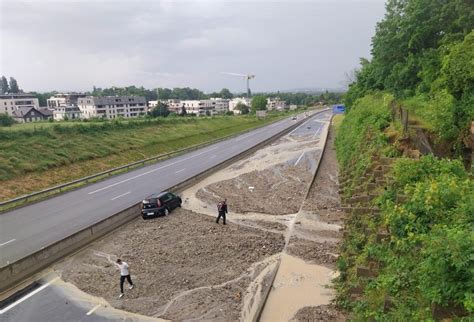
[
  {"left": 295, "top": 151, "right": 305, "bottom": 166},
  {"left": 110, "top": 191, "right": 131, "bottom": 201},
  {"left": 0, "top": 239, "right": 15, "bottom": 247},
  {"left": 88, "top": 147, "right": 218, "bottom": 194}
]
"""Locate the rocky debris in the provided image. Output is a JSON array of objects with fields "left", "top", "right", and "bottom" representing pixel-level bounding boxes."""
[
  {"left": 291, "top": 304, "right": 346, "bottom": 322},
  {"left": 196, "top": 162, "right": 312, "bottom": 216},
  {"left": 56, "top": 209, "right": 285, "bottom": 319},
  {"left": 286, "top": 236, "right": 339, "bottom": 267},
  {"left": 238, "top": 219, "right": 288, "bottom": 232}
]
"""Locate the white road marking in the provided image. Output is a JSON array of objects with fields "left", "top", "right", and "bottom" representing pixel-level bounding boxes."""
[
  {"left": 88, "top": 147, "right": 218, "bottom": 194},
  {"left": 0, "top": 239, "right": 15, "bottom": 247},
  {"left": 86, "top": 304, "right": 101, "bottom": 316},
  {"left": 235, "top": 132, "right": 254, "bottom": 141},
  {"left": 175, "top": 168, "right": 186, "bottom": 174},
  {"left": 289, "top": 121, "right": 309, "bottom": 135},
  {"left": 110, "top": 191, "right": 131, "bottom": 200},
  {"left": 312, "top": 127, "right": 322, "bottom": 140},
  {"left": 0, "top": 277, "right": 60, "bottom": 314},
  {"left": 295, "top": 151, "right": 305, "bottom": 166}
]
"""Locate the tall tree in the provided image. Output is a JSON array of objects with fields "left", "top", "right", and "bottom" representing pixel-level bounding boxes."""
[
  {"left": 235, "top": 102, "right": 249, "bottom": 114},
  {"left": 9, "top": 77, "right": 20, "bottom": 93},
  {"left": 0, "top": 76, "right": 9, "bottom": 94},
  {"left": 149, "top": 102, "right": 170, "bottom": 117},
  {"left": 251, "top": 95, "right": 267, "bottom": 113},
  {"left": 219, "top": 88, "right": 233, "bottom": 99}
]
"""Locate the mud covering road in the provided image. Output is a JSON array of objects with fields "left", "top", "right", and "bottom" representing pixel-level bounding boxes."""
[
  {"left": 53, "top": 110, "right": 343, "bottom": 321},
  {"left": 56, "top": 210, "right": 284, "bottom": 320}
]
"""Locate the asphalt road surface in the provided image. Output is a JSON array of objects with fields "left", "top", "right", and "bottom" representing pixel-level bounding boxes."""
[{"left": 0, "top": 110, "right": 331, "bottom": 267}]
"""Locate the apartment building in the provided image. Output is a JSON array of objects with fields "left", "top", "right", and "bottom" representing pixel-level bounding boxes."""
[
  {"left": 229, "top": 97, "right": 251, "bottom": 114},
  {"left": 210, "top": 98, "right": 229, "bottom": 114},
  {"left": 148, "top": 99, "right": 183, "bottom": 113},
  {"left": 0, "top": 94, "right": 40, "bottom": 116},
  {"left": 266, "top": 97, "right": 287, "bottom": 111},
  {"left": 181, "top": 100, "right": 217, "bottom": 116},
  {"left": 53, "top": 106, "right": 82, "bottom": 121},
  {"left": 47, "top": 93, "right": 86, "bottom": 109},
  {"left": 77, "top": 96, "right": 147, "bottom": 119}
]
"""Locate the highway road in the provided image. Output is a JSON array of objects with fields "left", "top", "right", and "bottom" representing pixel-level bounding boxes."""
[{"left": 0, "top": 110, "right": 331, "bottom": 267}]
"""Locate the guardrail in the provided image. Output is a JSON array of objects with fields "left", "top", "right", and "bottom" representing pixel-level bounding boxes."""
[
  {"left": 0, "top": 113, "right": 314, "bottom": 212},
  {"left": 0, "top": 110, "right": 328, "bottom": 296}
]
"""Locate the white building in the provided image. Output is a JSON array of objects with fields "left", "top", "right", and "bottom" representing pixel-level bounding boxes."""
[
  {"left": 266, "top": 97, "right": 287, "bottom": 111},
  {"left": 210, "top": 98, "right": 229, "bottom": 114},
  {"left": 53, "top": 106, "right": 83, "bottom": 121},
  {"left": 77, "top": 96, "right": 147, "bottom": 119},
  {"left": 47, "top": 93, "right": 86, "bottom": 109},
  {"left": 0, "top": 94, "right": 40, "bottom": 117},
  {"left": 181, "top": 99, "right": 217, "bottom": 116},
  {"left": 229, "top": 97, "right": 251, "bottom": 114},
  {"left": 148, "top": 99, "right": 183, "bottom": 113}
]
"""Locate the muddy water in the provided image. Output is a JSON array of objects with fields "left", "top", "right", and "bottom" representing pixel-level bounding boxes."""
[{"left": 260, "top": 254, "right": 336, "bottom": 322}]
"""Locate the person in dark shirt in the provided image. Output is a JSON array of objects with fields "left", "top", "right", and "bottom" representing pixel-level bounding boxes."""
[{"left": 216, "top": 198, "right": 228, "bottom": 225}]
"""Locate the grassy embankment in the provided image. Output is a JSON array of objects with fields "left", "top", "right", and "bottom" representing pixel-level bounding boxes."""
[
  {"left": 0, "top": 112, "right": 298, "bottom": 202},
  {"left": 334, "top": 93, "right": 473, "bottom": 320}
]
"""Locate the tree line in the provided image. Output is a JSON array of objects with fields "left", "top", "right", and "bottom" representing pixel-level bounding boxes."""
[
  {"left": 0, "top": 76, "right": 21, "bottom": 94},
  {"left": 345, "top": 0, "right": 473, "bottom": 142}
]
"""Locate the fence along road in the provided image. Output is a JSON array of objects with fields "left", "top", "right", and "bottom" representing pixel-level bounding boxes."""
[{"left": 0, "top": 111, "right": 328, "bottom": 268}]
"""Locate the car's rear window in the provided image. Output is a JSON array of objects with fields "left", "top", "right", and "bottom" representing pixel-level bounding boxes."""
[{"left": 142, "top": 198, "right": 159, "bottom": 209}]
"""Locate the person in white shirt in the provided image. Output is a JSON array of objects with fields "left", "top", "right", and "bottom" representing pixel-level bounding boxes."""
[{"left": 115, "top": 258, "right": 134, "bottom": 298}]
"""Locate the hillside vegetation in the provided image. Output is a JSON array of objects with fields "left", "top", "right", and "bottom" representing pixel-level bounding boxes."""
[
  {"left": 345, "top": 0, "right": 473, "bottom": 150},
  {"left": 0, "top": 114, "right": 291, "bottom": 201},
  {"left": 335, "top": 0, "right": 473, "bottom": 320}
]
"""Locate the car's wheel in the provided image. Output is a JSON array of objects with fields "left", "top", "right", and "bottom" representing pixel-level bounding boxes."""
[
  {"left": 178, "top": 198, "right": 182, "bottom": 207},
  {"left": 164, "top": 208, "right": 169, "bottom": 216}
]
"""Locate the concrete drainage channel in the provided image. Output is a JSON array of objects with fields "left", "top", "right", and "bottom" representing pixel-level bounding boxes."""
[{"left": 0, "top": 109, "right": 329, "bottom": 300}]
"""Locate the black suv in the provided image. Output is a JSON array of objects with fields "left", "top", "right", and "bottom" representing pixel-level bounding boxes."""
[{"left": 141, "top": 191, "right": 182, "bottom": 219}]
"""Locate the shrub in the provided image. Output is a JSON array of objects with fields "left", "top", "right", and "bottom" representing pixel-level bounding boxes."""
[{"left": 0, "top": 113, "right": 15, "bottom": 127}]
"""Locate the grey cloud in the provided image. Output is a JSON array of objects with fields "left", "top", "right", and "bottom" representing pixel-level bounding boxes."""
[{"left": 0, "top": 0, "right": 386, "bottom": 92}]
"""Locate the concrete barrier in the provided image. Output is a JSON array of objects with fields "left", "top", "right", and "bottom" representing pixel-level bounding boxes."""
[{"left": 0, "top": 109, "right": 330, "bottom": 296}]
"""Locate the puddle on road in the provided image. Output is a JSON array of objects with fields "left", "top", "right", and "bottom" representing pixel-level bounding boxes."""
[{"left": 260, "top": 253, "right": 336, "bottom": 322}]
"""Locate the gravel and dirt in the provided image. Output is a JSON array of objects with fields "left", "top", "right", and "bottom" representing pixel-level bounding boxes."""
[
  {"left": 56, "top": 209, "right": 284, "bottom": 320},
  {"left": 292, "top": 304, "right": 346, "bottom": 322},
  {"left": 53, "top": 110, "right": 346, "bottom": 321}
]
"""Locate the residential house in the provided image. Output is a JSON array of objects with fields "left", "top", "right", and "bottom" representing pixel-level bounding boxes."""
[{"left": 11, "top": 106, "right": 50, "bottom": 123}]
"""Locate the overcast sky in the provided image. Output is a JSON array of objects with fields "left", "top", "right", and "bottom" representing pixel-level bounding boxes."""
[{"left": 0, "top": 0, "right": 386, "bottom": 93}]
